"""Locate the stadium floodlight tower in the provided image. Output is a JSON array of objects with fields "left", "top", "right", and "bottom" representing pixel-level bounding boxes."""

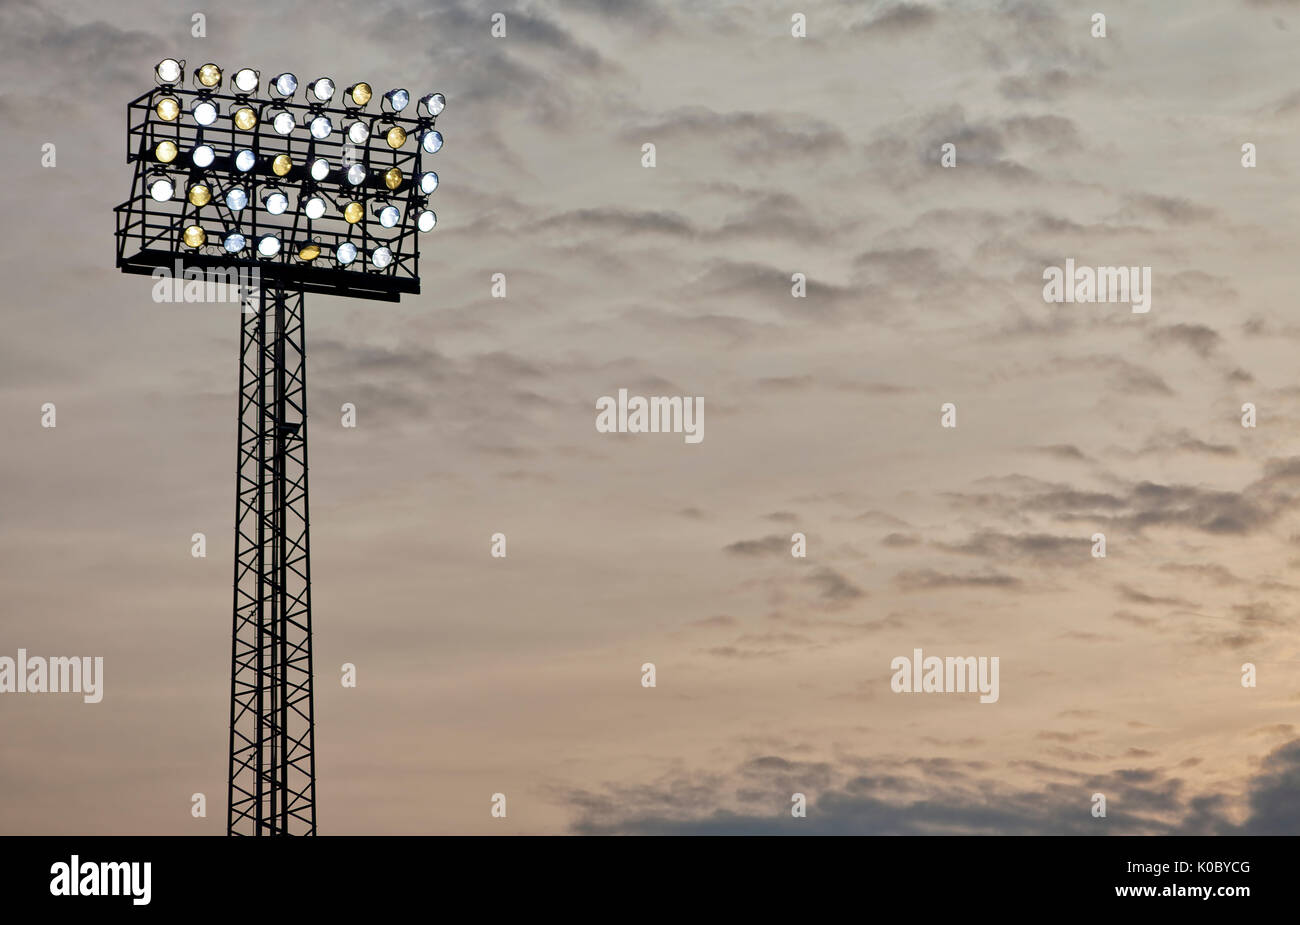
[{"left": 114, "top": 59, "right": 444, "bottom": 835}]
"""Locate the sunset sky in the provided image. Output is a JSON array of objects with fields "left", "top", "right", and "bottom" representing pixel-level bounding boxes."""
[{"left": 2, "top": 0, "right": 1299, "bottom": 834}]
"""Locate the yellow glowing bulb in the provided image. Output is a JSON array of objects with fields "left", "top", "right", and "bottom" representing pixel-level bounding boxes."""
[
  {"left": 155, "top": 97, "right": 179, "bottom": 121},
  {"left": 298, "top": 244, "right": 321, "bottom": 262},
  {"left": 188, "top": 184, "right": 211, "bottom": 207},
  {"left": 383, "top": 167, "right": 403, "bottom": 190},
  {"left": 351, "top": 82, "right": 372, "bottom": 106},
  {"left": 183, "top": 225, "right": 206, "bottom": 248},
  {"left": 272, "top": 154, "right": 293, "bottom": 177},
  {"left": 386, "top": 125, "right": 407, "bottom": 149},
  {"left": 233, "top": 107, "right": 257, "bottom": 130},
  {"left": 343, "top": 201, "right": 363, "bottom": 224},
  {"left": 198, "top": 63, "right": 221, "bottom": 87},
  {"left": 155, "top": 141, "right": 178, "bottom": 163}
]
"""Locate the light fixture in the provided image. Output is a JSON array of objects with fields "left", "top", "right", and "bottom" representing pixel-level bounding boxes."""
[
  {"left": 418, "top": 171, "right": 438, "bottom": 194},
  {"left": 382, "top": 88, "right": 409, "bottom": 113},
  {"left": 257, "top": 235, "right": 282, "bottom": 257},
  {"left": 272, "top": 154, "right": 293, "bottom": 177},
  {"left": 183, "top": 225, "right": 206, "bottom": 248},
  {"left": 346, "top": 164, "right": 366, "bottom": 186},
  {"left": 155, "top": 97, "right": 180, "bottom": 121},
  {"left": 232, "top": 68, "right": 259, "bottom": 94},
  {"left": 233, "top": 106, "right": 258, "bottom": 130},
  {"left": 226, "top": 188, "right": 248, "bottom": 211},
  {"left": 345, "top": 82, "right": 372, "bottom": 107},
  {"left": 192, "top": 145, "right": 216, "bottom": 168},
  {"left": 149, "top": 177, "right": 174, "bottom": 202},
  {"left": 343, "top": 201, "right": 363, "bottom": 224},
  {"left": 155, "top": 141, "right": 178, "bottom": 163},
  {"left": 383, "top": 167, "right": 403, "bottom": 190},
  {"left": 188, "top": 183, "right": 212, "bottom": 207},
  {"left": 298, "top": 243, "right": 321, "bottom": 262},
  {"left": 234, "top": 149, "right": 256, "bottom": 172},
  {"left": 346, "top": 121, "right": 369, "bottom": 144},
  {"left": 272, "top": 110, "right": 295, "bottom": 135},
  {"left": 420, "top": 130, "right": 443, "bottom": 154},
  {"left": 416, "top": 209, "right": 436, "bottom": 232},
  {"left": 270, "top": 72, "right": 297, "bottom": 97},
  {"left": 263, "top": 190, "right": 289, "bottom": 215},
  {"left": 154, "top": 58, "right": 183, "bottom": 86},
  {"left": 385, "top": 125, "right": 407, "bottom": 149},
  {"left": 308, "top": 78, "right": 334, "bottom": 103},
  {"left": 418, "top": 92, "right": 445, "bottom": 117},
  {"left": 195, "top": 63, "right": 222, "bottom": 89},
  {"left": 310, "top": 158, "right": 330, "bottom": 181},
  {"left": 223, "top": 232, "right": 246, "bottom": 253},
  {"left": 374, "top": 203, "right": 400, "bottom": 228},
  {"left": 193, "top": 100, "right": 218, "bottom": 126},
  {"left": 370, "top": 246, "right": 393, "bottom": 268},
  {"left": 304, "top": 196, "right": 326, "bottom": 219},
  {"left": 309, "top": 115, "right": 332, "bottom": 139},
  {"left": 335, "top": 242, "right": 358, "bottom": 265}
]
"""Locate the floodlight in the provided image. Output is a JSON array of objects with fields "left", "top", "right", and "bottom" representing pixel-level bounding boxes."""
[
  {"left": 374, "top": 203, "right": 400, "bottom": 228},
  {"left": 192, "top": 144, "right": 216, "bottom": 168},
  {"left": 272, "top": 154, "right": 293, "bottom": 177},
  {"left": 183, "top": 225, "right": 206, "bottom": 248},
  {"left": 234, "top": 149, "right": 256, "bottom": 172},
  {"left": 382, "top": 88, "right": 409, "bottom": 113},
  {"left": 272, "top": 110, "right": 295, "bottom": 135},
  {"left": 188, "top": 183, "right": 212, "bottom": 207},
  {"left": 195, "top": 63, "right": 222, "bottom": 89},
  {"left": 263, "top": 190, "right": 289, "bottom": 215},
  {"left": 226, "top": 188, "right": 248, "bottom": 211},
  {"left": 155, "top": 97, "right": 180, "bottom": 121},
  {"left": 345, "top": 82, "right": 372, "bottom": 107},
  {"left": 385, "top": 125, "right": 407, "bottom": 149},
  {"left": 383, "top": 167, "right": 403, "bottom": 190},
  {"left": 257, "top": 234, "right": 282, "bottom": 257},
  {"left": 304, "top": 196, "right": 326, "bottom": 220},
  {"left": 418, "top": 92, "right": 445, "bottom": 117},
  {"left": 298, "top": 243, "right": 321, "bottom": 262},
  {"left": 232, "top": 68, "right": 259, "bottom": 94},
  {"left": 419, "top": 171, "right": 438, "bottom": 194},
  {"left": 370, "top": 246, "right": 393, "bottom": 268},
  {"left": 310, "top": 158, "right": 330, "bottom": 181},
  {"left": 223, "top": 232, "right": 246, "bottom": 253},
  {"left": 309, "top": 115, "right": 333, "bottom": 139},
  {"left": 346, "top": 121, "right": 369, "bottom": 144},
  {"left": 335, "top": 241, "right": 358, "bottom": 265},
  {"left": 233, "top": 106, "right": 258, "bottom": 130},
  {"left": 155, "top": 58, "right": 183, "bottom": 86},
  {"left": 343, "top": 201, "right": 363, "bottom": 224},
  {"left": 420, "top": 130, "right": 443, "bottom": 153},
  {"left": 270, "top": 72, "right": 297, "bottom": 97},
  {"left": 155, "top": 141, "right": 178, "bottom": 163},
  {"left": 416, "top": 209, "right": 436, "bottom": 232},
  {"left": 193, "top": 100, "right": 218, "bottom": 126},
  {"left": 308, "top": 78, "right": 334, "bottom": 103},
  {"left": 346, "top": 164, "right": 366, "bottom": 186},
  {"left": 149, "top": 177, "right": 174, "bottom": 202}
]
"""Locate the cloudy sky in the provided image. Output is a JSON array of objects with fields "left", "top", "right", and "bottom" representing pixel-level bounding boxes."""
[{"left": 2, "top": 0, "right": 1300, "bottom": 834}]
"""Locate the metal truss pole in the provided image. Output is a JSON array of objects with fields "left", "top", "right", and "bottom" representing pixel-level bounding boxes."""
[{"left": 228, "top": 280, "right": 317, "bottom": 835}]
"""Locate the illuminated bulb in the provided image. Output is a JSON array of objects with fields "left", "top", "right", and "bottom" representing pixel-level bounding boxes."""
[
  {"left": 196, "top": 63, "right": 221, "bottom": 88},
  {"left": 310, "top": 158, "right": 330, "bottom": 181},
  {"left": 264, "top": 191, "right": 289, "bottom": 215},
  {"left": 272, "top": 72, "right": 297, "bottom": 97},
  {"left": 155, "top": 141, "right": 178, "bottom": 163},
  {"left": 336, "top": 242, "right": 358, "bottom": 265},
  {"left": 193, "top": 100, "right": 217, "bottom": 126},
  {"left": 155, "top": 97, "right": 179, "bottom": 121},
  {"left": 347, "top": 83, "right": 372, "bottom": 106},
  {"left": 310, "top": 115, "right": 332, "bottom": 139},
  {"left": 386, "top": 125, "right": 407, "bottom": 148},
  {"left": 417, "top": 209, "right": 436, "bottom": 232},
  {"left": 347, "top": 121, "right": 368, "bottom": 144},
  {"left": 224, "top": 233, "right": 246, "bottom": 253},
  {"left": 273, "top": 111, "right": 295, "bottom": 135},
  {"left": 257, "top": 235, "right": 281, "bottom": 257},
  {"left": 383, "top": 89, "right": 409, "bottom": 112},
  {"left": 232, "top": 68, "right": 259, "bottom": 93},
  {"left": 233, "top": 107, "right": 257, "bottom": 130},
  {"left": 377, "top": 205, "right": 399, "bottom": 228},
  {"left": 226, "top": 188, "right": 248, "bottom": 211},
  {"left": 149, "top": 178, "right": 174, "bottom": 202},
  {"left": 419, "top": 92, "right": 445, "bottom": 116},
  {"left": 343, "top": 201, "right": 363, "bottom": 224},
  {"left": 299, "top": 243, "right": 321, "bottom": 261},
  {"left": 418, "top": 171, "right": 438, "bottom": 194},
  {"left": 304, "top": 197, "right": 326, "bottom": 220},
  {"left": 420, "top": 130, "right": 443, "bottom": 154},
  {"left": 371, "top": 246, "right": 393, "bottom": 268},
  {"left": 272, "top": 154, "right": 293, "bottom": 177},
  {"left": 192, "top": 145, "right": 215, "bottom": 168},
  {"left": 309, "top": 78, "right": 334, "bottom": 102},
  {"left": 183, "top": 225, "right": 206, "bottom": 248},
  {"left": 234, "top": 149, "right": 256, "bottom": 172},
  {"left": 384, "top": 167, "right": 403, "bottom": 190},
  {"left": 155, "top": 58, "right": 182, "bottom": 85},
  {"left": 346, "top": 164, "right": 366, "bottom": 186},
  {"left": 188, "top": 183, "right": 211, "bottom": 207}
]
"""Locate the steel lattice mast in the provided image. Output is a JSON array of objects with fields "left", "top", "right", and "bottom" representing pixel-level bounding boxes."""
[{"left": 115, "top": 59, "right": 443, "bottom": 835}]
